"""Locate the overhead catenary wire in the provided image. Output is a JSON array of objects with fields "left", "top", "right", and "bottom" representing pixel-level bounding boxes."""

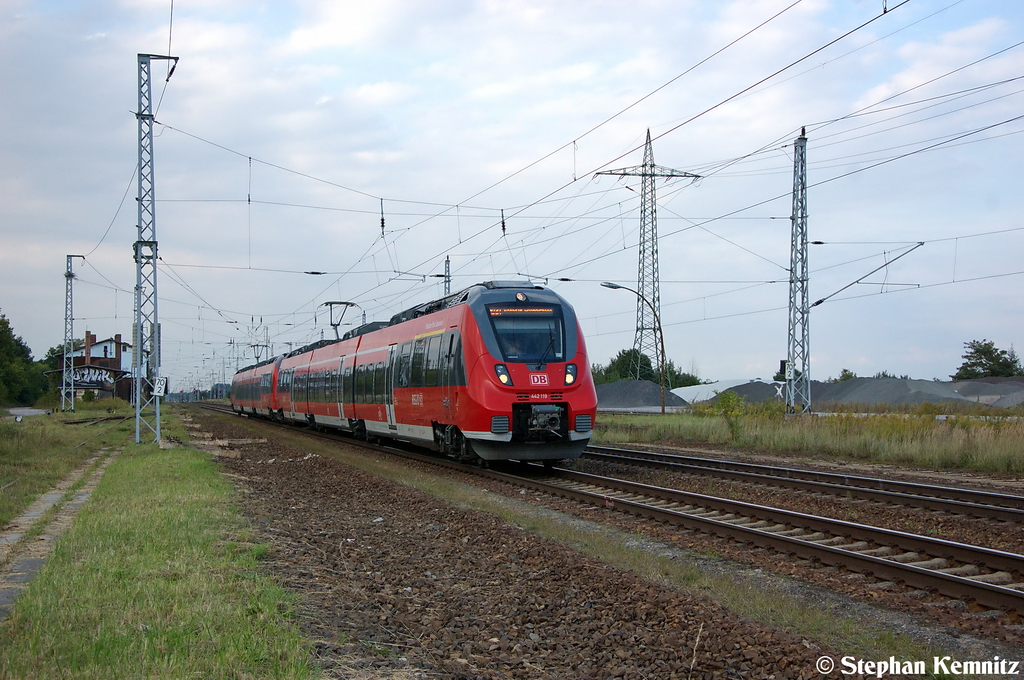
[{"left": 81, "top": 1, "right": 1024, "bottom": 384}]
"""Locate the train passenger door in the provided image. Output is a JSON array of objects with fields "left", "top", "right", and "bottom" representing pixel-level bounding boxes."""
[
  {"left": 385, "top": 344, "right": 398, "bottom": 430},
  {"left": 336, "top": 356, "right": 345, "bottom": 420},
  {"left": 440, "top": 331, "right": 459, "bottom": 422}
]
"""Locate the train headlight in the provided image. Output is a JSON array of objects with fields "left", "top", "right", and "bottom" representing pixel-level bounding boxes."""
[
  {"left": 494, "top": 364, "right": 513, "bottom": 386},
  {"left": 564, "top": 363, "right": 578, "bottom": 385}
]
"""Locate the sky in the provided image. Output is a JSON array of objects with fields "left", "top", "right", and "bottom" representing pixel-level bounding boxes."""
[{"left": 2, "top": 0, "right": 1023, "bottom": 392}]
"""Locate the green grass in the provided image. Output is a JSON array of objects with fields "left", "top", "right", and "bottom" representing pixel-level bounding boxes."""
[
  {"left": 0, "top": 400, "right": 137, "bottom": 528},
  {"left": 0, "top": 441, "right": 314, "bottom": 680},
  {"left": 593, "top": 409, "right": 1024, "bottom": 475}
]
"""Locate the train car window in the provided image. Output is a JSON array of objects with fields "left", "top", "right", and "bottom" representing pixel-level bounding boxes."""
[
  {"left": 366, "top": 363, "right": 374, "bottom": 404},
  {"left": 411, "top": 338, "right": 426, "bottom": 387},
  {"left": 356, "top": 364, "right": 366, "bottom": 404},
  {"left": 374, "top": 361, "right": 385, "bottom": 403},
  {"left": 440, "top": 330, "right": 467, "bottom": 387},
  {"left": 342, "top": 364, "right": 352, "bottom": 404},
  {"left": 425, "top": 334, "right": 441, "bottom": 386},
  {"left": 397, "top": 342, "right": 413, "bottom": 388},
  {"left": 486, "top": 304, "right": 565, "bottom": 363},
  {"left": 453, "top": 334, "right": 466, "bottom": 385}
]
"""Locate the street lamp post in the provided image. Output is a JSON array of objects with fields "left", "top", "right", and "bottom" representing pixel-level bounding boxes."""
[{"left": 601, "top": 281, "right": 666, "bottom": 414}]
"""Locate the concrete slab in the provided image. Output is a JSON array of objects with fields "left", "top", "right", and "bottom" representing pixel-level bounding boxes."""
[
  {"left": 6, "top": 572, "right": 36, "bottom": 584},
  {"left": 11, "top": 558, "right": 45, "bottom": 573}
]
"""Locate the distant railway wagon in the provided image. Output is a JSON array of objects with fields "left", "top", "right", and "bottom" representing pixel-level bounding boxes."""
[
  {"left": 230, "top": 281, "right": 598, "bottom": 462},
  {"left": 229, "top": 357, "right": 279, "bottom": 418}
]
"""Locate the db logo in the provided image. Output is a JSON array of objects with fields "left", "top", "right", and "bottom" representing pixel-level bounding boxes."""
[{"left": 530, "top": 374, "right": 549, "bottom": 386}]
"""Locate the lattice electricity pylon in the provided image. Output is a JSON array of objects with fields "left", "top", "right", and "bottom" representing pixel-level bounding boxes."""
[
  {"left": 786, "top": 129, "right": 811, "bottom": 413},
  {"left": 134, "top": 53, "right": 177, "bottom": 443},
  {"left": 62, "top": 255, "right": 84, "bottom": 411},
  {"left": 596, "top": 129, "right": 700, "bottom": 381}
]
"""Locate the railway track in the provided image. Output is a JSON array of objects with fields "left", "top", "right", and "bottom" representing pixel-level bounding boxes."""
[
  {"left": 194, "top": 404, "right": 1024, "bottom": 613},
  {"left": 520, "top": 467, "right": 1024, "bottom": 612},
  {"left": 585, "top": 444, "right": 1024, "bottom": 523}
]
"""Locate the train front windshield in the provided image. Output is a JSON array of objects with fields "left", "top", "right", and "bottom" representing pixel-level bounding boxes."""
[{"left": 487, "top": 304, "right": 565, "bottom": 363}]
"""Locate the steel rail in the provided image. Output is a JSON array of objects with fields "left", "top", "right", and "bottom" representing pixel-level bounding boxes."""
[
  {"left": 519, "top": 468, "right": 1024, "bottom": 612},
  {"left": 585, "top": 445, "right": 1024, "bottom": 521}
]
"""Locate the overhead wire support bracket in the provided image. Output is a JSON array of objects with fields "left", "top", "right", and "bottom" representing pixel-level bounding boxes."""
[{"left": 811, "top": 242, "right": 924, "bottom": 307}]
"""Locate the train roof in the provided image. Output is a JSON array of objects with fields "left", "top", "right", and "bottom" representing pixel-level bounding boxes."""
[
  {"left": 341, "top": 321, "right": 390, "bottom": 341},
  {"left": 234, "top": 281, "right": 556, "bottom": 375},
  {"left": 388, "top": 280, "right": 544, "bottom": 325}
]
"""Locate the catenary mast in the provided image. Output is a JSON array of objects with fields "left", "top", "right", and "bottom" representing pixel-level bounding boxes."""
[
  {"left": 134, "top": 54, "right": 177, "bottom": 443},
  {"left": 62, "top": 254, "right": 84, "bottom": 411},
  {"left": 786, "top": 128, "right": 811, "bottom": 413}
]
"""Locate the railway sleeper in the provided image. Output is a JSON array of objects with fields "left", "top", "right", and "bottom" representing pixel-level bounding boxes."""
[
  {"left": 682, "top": 509, "right": 722, "bottom": 518},
  {"left": 807, "top": 535, "right": 855, "bottom": 545},
  {"left": 833, "top": 541, "right": 872, "bottom": 552},
  {"left": 888, "top": 551, "right": 923, "bottom": 563},
  {"left": 737, "top": 519, "right": 772, "bottom": 529},
  {"left": 758, "top": 524, "right": 791, "bottom": 533},
  {"left": 904, "top": 557, "right": 950, "bottom": 570},
  {"left": 937, "top": 564, "right": 981, "bottom": 577},
  {"left": 967, "top": 571, "right": 1013, "bottom": 585},
  {"left": 857, "top": 546, "right": 894, "bottom": 557},
  {"left": 777, "top": 528, "right": 818, "bottom": 538}
]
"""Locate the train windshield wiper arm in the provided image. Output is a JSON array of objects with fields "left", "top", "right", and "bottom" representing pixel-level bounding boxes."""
[{"left": 537, "top": 335, "right": 555, "bottom": 367}]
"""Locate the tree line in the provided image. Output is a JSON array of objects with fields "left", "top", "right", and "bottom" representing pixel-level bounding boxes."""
[
  {"left": 590, "top": 348, "right": 704, "bottom": 388},
  {"left": 1, "top": 307, "right": 1020, "bottom": 407},
  {"left": 0, "top": 312, "right": 48, "bottom": 405}
]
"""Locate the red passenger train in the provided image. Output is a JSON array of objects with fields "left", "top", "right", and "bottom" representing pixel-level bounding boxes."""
[{"left": 230, "top": 281, "right": 597, "bottom": 462}]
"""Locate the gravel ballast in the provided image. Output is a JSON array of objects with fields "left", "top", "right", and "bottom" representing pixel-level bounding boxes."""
[{"left": 197, "top": 412, "right": 836, "bottom": 679}]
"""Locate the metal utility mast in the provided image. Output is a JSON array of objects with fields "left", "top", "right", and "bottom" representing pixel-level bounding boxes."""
[
  {"left": 596, "top": 129, "right": 700, "bottom": 381},
  {"left": 786, "top": 129, "right": 811, "bottom": 413},
  {"left": 62, "top": 255, "right": 84, "bottom": 411},
  {"left": 134, "top": 53, "right": 177, "bottom": 443}
]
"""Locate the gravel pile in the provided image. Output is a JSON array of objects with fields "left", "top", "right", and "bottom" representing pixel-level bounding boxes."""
[
  {"left": 199, "top": 412, "right": 834, "bottom": 679},
  {"left": 952, "top": 376, "right": 1024, "bottom": 407},
  {"left": 596, "top": 380, "right": 688, "bottom": 409},
  {"left": 670, "top": 377, "right": 1024, "bottom": 408}
]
